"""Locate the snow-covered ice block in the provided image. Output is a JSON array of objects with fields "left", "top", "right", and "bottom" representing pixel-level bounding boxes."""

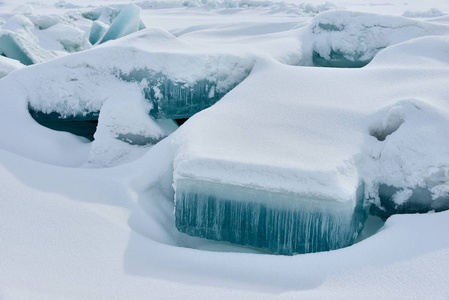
[
  {"left": 309, "top": 10, "right": 449, "bottom": 67},
  {"left": 172, "top": 68, "right": 369, "bottom": 254},
  {"left": 99, "top": 4, "right": 145, "bottom": 44},
  {"left": 89, "top": 20, "right": 108, "bottom": 45},
  {"left": 41, "top": 23, "right": 91, "bottom": 52},
  {"left": 173, "top": 36, "right": 449, "bottom": 254},
  {"left": 362, "top": 37, "right": 449, "bottom": 219},
  {"left": 0, "top": 56, "right": 24, "bottom": 79},
  {"left": 23, "top": 28, "right": 253, "bottom": 125},
  {"left": 119, "top": 69, "right": 243, "bottom": 119},
  {"left": 369, "top": 184, "right": 449, "bottom": 220},
  {"left": 0, "top": 14, "right": 56, "bottom": 65},
  {"left": 0, "top": 31, "right": 55, "bottom": 65}
]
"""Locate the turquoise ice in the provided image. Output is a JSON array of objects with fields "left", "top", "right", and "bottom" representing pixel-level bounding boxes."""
[
  {"left": 175, "top": 179, "right": 366, "bottom": 255},
  {"left": 89, "top": 21, "right": 108, "bottom": 45},
  {"left": 119, "top": 69, "right": 245, "bottom": 119},
  {"left": 99, "top": 5, "right": 146, "bottom": 44}
]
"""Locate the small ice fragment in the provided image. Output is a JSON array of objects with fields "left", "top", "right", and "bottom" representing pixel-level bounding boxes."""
[{"left": 89, "top": 20, "right": 109, "bottom": 45}]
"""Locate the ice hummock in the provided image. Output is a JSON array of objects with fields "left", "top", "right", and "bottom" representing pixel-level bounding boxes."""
[
  {"left": 173, "top": 36, "right": 449, "bottom": 254},
  {"left": 308, "top": 10, "right": 449, "bottom": 67},
  {"left": 99, "top": 4, "right": 145, "bottom": 44}
]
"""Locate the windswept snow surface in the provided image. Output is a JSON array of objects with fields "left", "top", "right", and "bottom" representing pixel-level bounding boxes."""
[{"left": 0, "top": 0, "right": 449, "bottom": 298}]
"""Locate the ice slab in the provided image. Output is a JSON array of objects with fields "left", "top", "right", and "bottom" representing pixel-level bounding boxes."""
[
  {"left": 99, "top": 4, "right": 145, "bottom": 44},
  {"left": 309, "top": 10, "right": 449, "bottom": 67},
  {"left": 0, "top": 31, "right": 55, "bottom": 65},
  {"left": 176, "top": 179, "right": 366, "bottom": 255}
]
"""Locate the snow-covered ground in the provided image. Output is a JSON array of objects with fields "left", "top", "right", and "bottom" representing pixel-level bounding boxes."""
[{"left": 0, "top": 0, "right": 449, "bottom": 299}]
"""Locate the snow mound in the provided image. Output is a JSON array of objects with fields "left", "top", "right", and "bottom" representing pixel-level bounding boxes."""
[{"left": 87, "top": 86, "right": 177, "bottom": 167}]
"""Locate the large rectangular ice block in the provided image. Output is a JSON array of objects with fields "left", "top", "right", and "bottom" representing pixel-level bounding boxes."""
[
  {"left": 171, "top": 61, "right": 376, "bottom": 254},
  {"left": 175, "top": 179, "right": 366, "bottom": 255}
]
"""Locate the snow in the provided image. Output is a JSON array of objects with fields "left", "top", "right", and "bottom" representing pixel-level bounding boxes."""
[
  {"left": 0, "top": 0, "right": 449, "bottom": 298},
  {"left": 0, "top": 55, "right": 23, "bottom": 78}
]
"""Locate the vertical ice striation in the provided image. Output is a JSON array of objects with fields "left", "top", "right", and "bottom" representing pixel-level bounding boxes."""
[
  {"left": 99, "top": 4, "right": 145, "bottom": 44},
  {"left": 150, "top": 79, "right": 225, "bottom": 119},
  {"left": 119, "top": 69, "right": 239, "bottom": 119},
  {"left": 175, "top": 179, "right": 366, "bottom": 255}
]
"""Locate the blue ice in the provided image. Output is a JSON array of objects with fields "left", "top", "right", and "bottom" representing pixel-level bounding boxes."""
[
  {"left": 175, "top": 179, "right": 367, "bottom": 255},
  {"left": 89, "top": 21, "right": 108, "bottom": 45},
  {"left": 99, "top": 4, "right": 146, "bottom": 44}
]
